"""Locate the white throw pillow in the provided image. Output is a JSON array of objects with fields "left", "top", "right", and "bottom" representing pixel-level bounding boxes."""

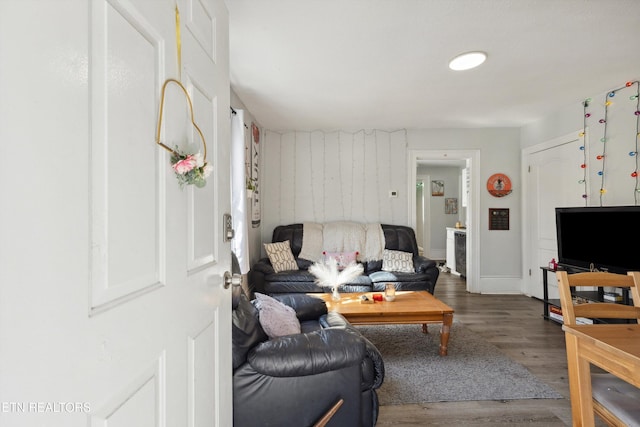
[
  {"left": 382, "top": 249, "right": 414, "bottom": 273},
  {"left": 264, "top": 240, "right": 298, "bottom": 273},
  {"left": 252, "top": 293, "right": 301, "bottom": 338}
]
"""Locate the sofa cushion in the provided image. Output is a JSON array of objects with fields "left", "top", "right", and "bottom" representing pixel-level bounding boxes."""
[
  {"left": 264, "top": 240, "right": 298, "bottom": 273},
  {"left": 272, "top": 223, "right": 305, "bottom": 256},
  {"left": 253, "top": 292, "right": 301, "bottom": 338},
  {"left": 369, "top": 270, "right": 430, "bottom": 283},
  {"left": 263, "top": 270, "right": 374, "bottom": 294},
  {"left": 264, "top": 282, "right": 326, "bottom": 294},
  {"left": 382, "top": 249, "right": 414, "bottom": 273},
  {"left": 381, "top": 224, "right": 419, "bottom": 255},
  {"left": 369, "top": 271, "right": 434, "bottom": 292},
  {"left": 232, "top": 294, "right": 268, "bottom": 370},
  {"left": 266, "top": 269, "right": 316, "bottom": 282},
  {"left": 299, "top": 319, "right": 324, "bottom": 334}
]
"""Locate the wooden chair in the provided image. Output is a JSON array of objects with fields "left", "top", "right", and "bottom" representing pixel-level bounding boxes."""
[{"left": 556, "top": 271, "right": 640, "bottom": 427}]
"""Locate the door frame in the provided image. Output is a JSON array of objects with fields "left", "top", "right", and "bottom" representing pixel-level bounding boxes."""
[
  {"left": 415, "top": 174, "right": 431, "bottom": 257},
  {"left": 408, "top": 149, "right": 481, "bottom": 293}
]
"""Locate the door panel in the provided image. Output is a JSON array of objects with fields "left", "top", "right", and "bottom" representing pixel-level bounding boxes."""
[
  {"left": 90, "top": 355, "right": 164, "bottom": 426},
  {"left": 186, "top": 74, "right": 217, "bottom": 272},
  {"left": 90, "top": 0, "right": 165, "bottom": 310}
]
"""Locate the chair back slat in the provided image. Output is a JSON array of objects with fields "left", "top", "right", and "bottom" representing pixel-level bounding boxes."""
[{"left": 562, "top": 271, "right": 635, "bottom": 288}]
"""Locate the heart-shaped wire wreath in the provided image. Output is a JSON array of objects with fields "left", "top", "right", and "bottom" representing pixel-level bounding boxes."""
[{"left": 155, "top": 78, "right": 212, "bottom": 188}]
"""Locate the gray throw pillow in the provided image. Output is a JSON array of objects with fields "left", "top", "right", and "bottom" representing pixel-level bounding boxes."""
[{"left": 253, "top": 293, "right": 301, "bottom": 338}]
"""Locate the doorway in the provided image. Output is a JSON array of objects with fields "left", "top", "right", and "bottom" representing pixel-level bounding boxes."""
[{"left": 408, "top": 150, "right": 481, "bottom": 293}]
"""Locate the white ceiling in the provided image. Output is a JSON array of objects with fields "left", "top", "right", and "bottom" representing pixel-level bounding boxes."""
[{"left": 227, "top": 0, "right": 640, "bottom": 132}]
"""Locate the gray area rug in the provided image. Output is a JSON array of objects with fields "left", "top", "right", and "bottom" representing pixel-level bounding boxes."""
[{"left": 357, "top": 323, "right": 563, "bottom": 405}]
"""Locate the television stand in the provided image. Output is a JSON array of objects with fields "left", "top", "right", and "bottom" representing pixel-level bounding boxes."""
[{"left": 540, "top": 266, "right": 632, "bottom": 324}]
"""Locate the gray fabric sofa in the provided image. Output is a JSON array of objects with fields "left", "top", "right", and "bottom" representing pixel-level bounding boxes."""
[{"left": 249, "top": 223, "right": 440, "bottom": 296}]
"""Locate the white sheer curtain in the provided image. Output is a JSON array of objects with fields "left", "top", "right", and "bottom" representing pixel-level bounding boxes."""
[{"left": 231, "top": 109, "right": 250, "bottom": 274}]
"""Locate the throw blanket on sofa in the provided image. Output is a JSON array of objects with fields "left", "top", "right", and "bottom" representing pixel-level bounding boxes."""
[
  {"left": 298, "top": 222, "right": 385, "bottom": 262},
  {"left": 297, "top": 222, "right": 324, "bottom": 261},
  {"left": 363, "top": 223, "right": 385, "bottom": 261}
]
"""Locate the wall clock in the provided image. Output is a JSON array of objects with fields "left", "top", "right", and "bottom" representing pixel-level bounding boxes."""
[{"left": 486, "top": 173, "right": 512, "bottom": 197}]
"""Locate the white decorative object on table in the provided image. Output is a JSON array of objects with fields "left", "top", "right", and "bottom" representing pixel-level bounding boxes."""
[{"left": 308, "top": 257, "right": 364, "bottom": 301}]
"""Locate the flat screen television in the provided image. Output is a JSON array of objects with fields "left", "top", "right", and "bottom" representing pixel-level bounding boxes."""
[{"left": 555, "top": 205, "right": 640, "bottom": 274}]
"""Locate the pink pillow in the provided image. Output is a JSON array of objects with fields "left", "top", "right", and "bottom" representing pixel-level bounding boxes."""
[{"left": 323, "top": 251, "right": 359, "bottom": 269}]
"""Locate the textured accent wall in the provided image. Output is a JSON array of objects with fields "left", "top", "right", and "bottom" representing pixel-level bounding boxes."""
[{"left": 261, "top": 130, "right": 408, "bottom": 242}]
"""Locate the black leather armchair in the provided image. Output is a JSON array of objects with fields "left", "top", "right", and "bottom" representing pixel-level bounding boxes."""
[{"left": 232, "top": 289, "right": 384, "bottom": 427}]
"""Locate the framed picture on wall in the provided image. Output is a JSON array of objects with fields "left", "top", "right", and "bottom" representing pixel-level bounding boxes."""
[
  {"left": 431, "top": 180, "right": 444, "bottom": 196},
  {"left": 445, "top": 198, "right": 458, "bottom": 214},
  {"left": 489, "top": 208, "right": 509, "bottom": 230}
]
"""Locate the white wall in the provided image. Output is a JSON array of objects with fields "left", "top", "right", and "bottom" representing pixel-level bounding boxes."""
[{"left": 260, "top": 129, "right": 407, "bottom": 246}]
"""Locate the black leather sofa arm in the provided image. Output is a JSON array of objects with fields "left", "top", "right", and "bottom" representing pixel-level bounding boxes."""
[
  {"left": 321, "top": 312, "right": 385, "bottom": 390},
  {"left": 272, "top": 294, "right": 328, "bottom": 321},
  {"left": 248, "top": 329, "right": 366, "bottom": 377},
  {"left": 414, "top": 255, "right": 437, "bottom": 273},
  {"left": 252, "top": 258, "right": 275, "bottom": 274},
  {"left": 248, "top": 258, "right": 274, "bottom": 294}
]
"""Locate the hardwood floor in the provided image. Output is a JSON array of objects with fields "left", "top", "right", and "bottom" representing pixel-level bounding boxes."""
[{"left": 376, "top": 271, "right": 606, "bottom": 426}]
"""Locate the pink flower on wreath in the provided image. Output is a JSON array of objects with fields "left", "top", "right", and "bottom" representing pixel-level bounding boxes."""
[{"left": 172, "top": 155, "right": 197, "bottom": 174}]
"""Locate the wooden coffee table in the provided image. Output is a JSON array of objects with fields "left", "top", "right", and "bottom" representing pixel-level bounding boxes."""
[{"left": 313, "top": 291, "right": 454, "bottom": 356}]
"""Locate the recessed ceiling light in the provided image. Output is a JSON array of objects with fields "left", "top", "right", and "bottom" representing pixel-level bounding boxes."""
[{"left": 449, "top": 51, "right": 487, "bottom": 71}]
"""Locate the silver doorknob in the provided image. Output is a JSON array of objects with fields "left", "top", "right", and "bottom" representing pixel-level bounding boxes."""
[{"left": 223, "top": 271, "right": 242, "bottom": 289}]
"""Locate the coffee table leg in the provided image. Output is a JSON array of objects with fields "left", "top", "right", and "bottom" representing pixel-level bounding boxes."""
[
  {"left": 439, "top": 313, "right": 453, "bottom": 356},
  {"left": 421, "top": 323, "right": 428, "bottom": 334}
]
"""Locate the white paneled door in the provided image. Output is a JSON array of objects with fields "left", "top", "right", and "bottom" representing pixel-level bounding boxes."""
[
  {"left": 0, "top": 1, "right": 232, "bottom": 426},
  {"left": 524, "top": 133, "right": 586, "bottom": 299}
]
